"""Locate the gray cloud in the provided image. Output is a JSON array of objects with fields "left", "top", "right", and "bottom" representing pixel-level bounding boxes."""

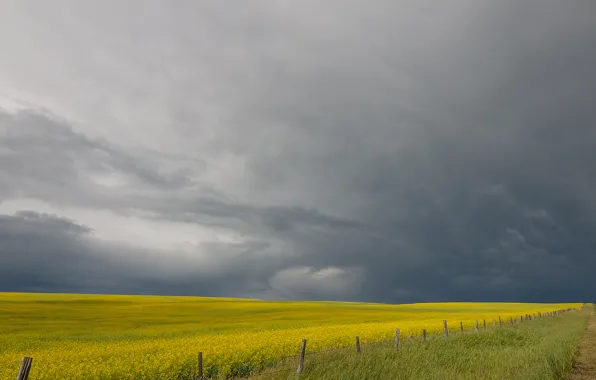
[
  {"left": 0, "top": 211, "right": 285, "bottom": 298},
  {"left": 1, "top": 0, "right": 595, "bottom": 303}
]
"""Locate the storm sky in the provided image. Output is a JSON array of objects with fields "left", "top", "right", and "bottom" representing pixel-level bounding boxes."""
[{"left": 1, "top": 1, "right": 595, "bottom": 303}]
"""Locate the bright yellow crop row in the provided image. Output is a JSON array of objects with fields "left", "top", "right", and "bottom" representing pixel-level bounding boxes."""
[{"left": 0, "top": 292, "right": 583, "bottom": 379}]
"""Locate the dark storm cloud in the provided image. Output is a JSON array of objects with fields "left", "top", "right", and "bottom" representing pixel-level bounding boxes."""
[
  {"left": 0, "top": 211, "right": 118, "bottom": 293},
  {"left": 0, "top": 109, "right": 200, "bottom": 197},
  {"left": 0, "top": 109, "right": 367, "bottom": 235},
  {"left": 187, "top": 0, "right": 596, "bottom": 302},
  {"left": 0, "top": 211, "right": 289, "bottom": 298},
  {"left": 1, "top": 0, "right": 596, "bottom": 303}
]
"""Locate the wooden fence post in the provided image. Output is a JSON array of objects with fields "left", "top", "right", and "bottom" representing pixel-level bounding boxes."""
[
  {"left": 17, "top": 357, "right": 33, "bottom": 380},
  {"left": 356, "top": 336, "right": 361, "bottom": 353},
  {"left": 423, "top": 329, "right": 427, "bottom": 342},
  {"left": 297, "top": 339, "right": 307, "bottom": 375},
  {"left": 443, "top": 320, "right": 449, "bottom": 339},
  {"left": 493, "top": 317, "right": 497, "bottom": 327},
  {"left": 483, "top": 319, "right": 486, "bottom": 330},
  {"left": 460, "top": 321, "right": 464, "bottom": 333},
  {"left": 510, "top": 316, "right": 514, "bottom": 325},
  {"left": 499, "top": 316, "right": 502, "bottom": 326},
  {"left": 394, "top": 328, "right": 401, "bottom": 351},
  {"left": 198, "top": 352, "right": 203, "bottom": 380},
  {"left": 475, "top": 320, "right": 479, "bottom": 332}
]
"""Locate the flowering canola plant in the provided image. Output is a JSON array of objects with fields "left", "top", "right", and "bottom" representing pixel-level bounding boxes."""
[{"left": 0, "top": 292, "right": 582, "bottom": 379}]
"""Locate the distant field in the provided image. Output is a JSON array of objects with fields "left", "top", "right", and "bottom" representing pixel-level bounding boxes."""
[{"left": 0, "top": 292, "right": 582, "bottom": 379}]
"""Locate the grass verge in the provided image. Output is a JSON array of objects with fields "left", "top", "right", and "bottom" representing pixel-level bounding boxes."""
[
  {"left": 565, "top": 306, "right": 596, "bottom": 379},
  {"left": 250, "top": 310, "right": 589, "bottom": 380}
]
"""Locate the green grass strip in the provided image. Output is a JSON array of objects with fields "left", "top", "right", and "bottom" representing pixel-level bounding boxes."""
[{"left": 254, "top": 310, "right": 588, "bottom": 380}]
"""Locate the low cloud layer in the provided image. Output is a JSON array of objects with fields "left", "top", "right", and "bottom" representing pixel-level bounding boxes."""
[{"left": 1, "top": 0, "right": 595, "bottom": 303}]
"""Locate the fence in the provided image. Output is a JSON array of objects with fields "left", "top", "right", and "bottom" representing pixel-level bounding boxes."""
[
  {"left": 248, "top": 306, "right": 583, "bottom": 379},
  {"left": 14, "top": 305, "right": 586, "bottom": 380}
]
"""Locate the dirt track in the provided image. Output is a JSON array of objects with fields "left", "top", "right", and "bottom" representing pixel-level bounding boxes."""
[{"left": 566, "top": 308, "right": 596, "bottom": 380}]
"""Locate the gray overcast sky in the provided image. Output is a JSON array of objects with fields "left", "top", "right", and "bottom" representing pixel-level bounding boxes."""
[{"left": 1, "top": 0, "right": 595, "bottom": 303}]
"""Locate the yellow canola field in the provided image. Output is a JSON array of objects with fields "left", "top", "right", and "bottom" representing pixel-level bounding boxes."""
[{"left": 0, "top": 292, "right": 582, "bottom": 379}]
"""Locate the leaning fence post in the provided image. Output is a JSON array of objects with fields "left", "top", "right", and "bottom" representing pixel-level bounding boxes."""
[
  {"left": 17, "top": 357, "right": 33, "bottom": 380},
  {"left": 443, "top": 320, "right": 449, "bottom": 339},
  {"left": 460, "top": 321, "right": 464, "bottom": 333},
  {"left": 197, "top": 352, "right": 203, "bottom": 380},
  {"left": 356, "top": 336, "right": 361, "bottom": 353},
  {"left": 394, "top": 328, "right": 401, "bottom": 350},
  {"left": 297, "top": 339, "right": 307, "bottom": 375}
]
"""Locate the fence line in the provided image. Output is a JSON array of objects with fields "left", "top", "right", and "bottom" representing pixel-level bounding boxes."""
[
  {"left": 247, "top": 306, "right": 585, "bottom": 379},
  {"left": 15, "top": 305, "right": 587, "bottom": 380}
]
